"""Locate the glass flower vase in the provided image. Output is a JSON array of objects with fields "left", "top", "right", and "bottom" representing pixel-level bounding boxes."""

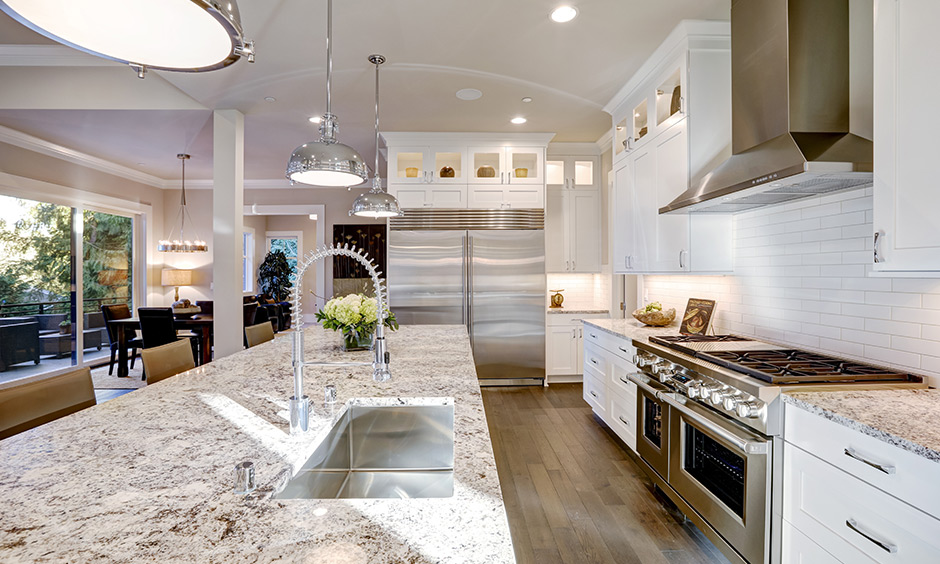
[{"left": 341, "top": 328, "right": 374, "bottom": 351}]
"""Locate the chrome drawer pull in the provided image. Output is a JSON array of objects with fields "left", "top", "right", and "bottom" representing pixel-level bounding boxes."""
[
  {"left": 844, "top": 447, "right": 896, "bottom": 475},
  {"left": 618, "top": 416, "right": 629, "bottom": 426},
  {"left": 590, "top": 358, "right": 599, "bottom": 365},
  {"left": 846, "top": 518, "right": 897, "bottom": 554},
  {"left": 618, "top": 346, "right": 628, "bottom": 353},
  {"left": 590, "top": 391, "right": 598, "bottom": 398}
]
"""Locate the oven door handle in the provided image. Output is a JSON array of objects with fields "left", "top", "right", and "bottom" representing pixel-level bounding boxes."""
[
  {"left": 661, "top": 394, "right": 769, "bottom": 455},
  {"left": 625, "top": 372, "right": 669, "bottom": 398}
]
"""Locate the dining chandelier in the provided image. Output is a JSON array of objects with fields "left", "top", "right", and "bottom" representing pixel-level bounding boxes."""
[
  {"left": 285, "top": 0, "right": 368, "bottom": 187},
  {"left": 0, "top": 0, "right": 255, "bottom": 76},
  {"left": 158, "top": 154, "right": 208, "bottom": 253},
  {"left": 350, "top": 54, "right": 403, "bottom": 219}
]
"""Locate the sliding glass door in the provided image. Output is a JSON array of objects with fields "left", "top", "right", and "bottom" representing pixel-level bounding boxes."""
[{"left": 0, "top": 194, "right": 135, "bottom": 383}]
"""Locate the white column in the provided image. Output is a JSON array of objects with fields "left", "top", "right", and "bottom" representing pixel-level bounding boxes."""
[{"left": 212, "top": 110, "right": 245, "bottom": 359}]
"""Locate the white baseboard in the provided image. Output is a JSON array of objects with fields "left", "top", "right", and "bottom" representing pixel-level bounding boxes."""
[{"left": 546, "top": 374, "right": 583, "bottom": 385}]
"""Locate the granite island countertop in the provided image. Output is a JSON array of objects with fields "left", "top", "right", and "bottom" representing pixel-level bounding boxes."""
[
  {"left": 582, "top": 318, "right": 681, "bottom": 342},
  {"left": 783, "top": 389, "right": 940, "bottom": 464},
  {"left": 0, "top": 325, "right": 514, "bottom": 563}
]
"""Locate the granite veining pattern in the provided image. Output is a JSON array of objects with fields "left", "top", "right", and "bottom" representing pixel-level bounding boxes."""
[
  {"left": 582, "top": 318, "right": 680, "bottom": 342},
  {"left": 0, "top": 325, "right": 514, "bottom": 563},
  {"left": 783, "top": 390, "right": 940, "bottom": 464}
]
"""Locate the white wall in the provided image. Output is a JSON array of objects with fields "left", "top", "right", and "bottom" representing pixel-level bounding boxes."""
[{"left": 643, "top": 187, "right": 940, "bottom": 387}]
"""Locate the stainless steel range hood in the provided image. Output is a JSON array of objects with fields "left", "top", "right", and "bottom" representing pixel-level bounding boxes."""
[{"left": 662, "top": 0, "right": 873, "bottom": 214}]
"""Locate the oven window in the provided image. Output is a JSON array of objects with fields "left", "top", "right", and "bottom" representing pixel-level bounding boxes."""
[
  {"left": 643, "top": 396, "right": 662, "bottom": 448},
  {"left": 684, "top": 423, "right": 745, "bottom": 518}
]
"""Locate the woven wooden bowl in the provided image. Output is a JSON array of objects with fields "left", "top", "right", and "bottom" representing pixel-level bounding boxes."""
[{"left": 632, "top": 307, "right": 676, "bottom": 327}]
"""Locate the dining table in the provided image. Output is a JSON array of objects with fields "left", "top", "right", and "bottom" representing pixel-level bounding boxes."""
[{"left": 110, "top": 315, "right": 213, "bottom": 377}]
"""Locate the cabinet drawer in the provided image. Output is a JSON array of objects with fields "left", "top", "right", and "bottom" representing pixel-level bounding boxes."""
[
  {"left": 582, "top": 325, "right": 635, "bottom": 362},
  {"left": 782, "top": 519, "right": 842, "bottom": 564},
  {"left": 785, "top": 404, "right": 940, "bottom": 518},
  {"left": 608, "top": 383, "right": 637, "bottom": 452},
  {"left": 582, "top": 365, "right": 607, "bottom": 419},
  {"left": 784, "top": 442, "right": 940, "bottom": 563},
  {"left": 583, "top": 344, "right": 609, "bottom": 376}
]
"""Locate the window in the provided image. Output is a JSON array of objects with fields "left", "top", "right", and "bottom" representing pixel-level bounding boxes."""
[
  {"left": 266, "top": 232, "right": 302, "bottom": 284},
  {"left": 242, "top": 230, "right": 254, "bottom": 293}
]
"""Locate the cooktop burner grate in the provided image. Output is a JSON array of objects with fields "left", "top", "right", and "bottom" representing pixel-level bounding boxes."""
[
  {"left": 650, "top": 334, "right": 755, "bottom": 344},
  {"left": 697, "top": 350, "right": 918, "bottom": 384}
]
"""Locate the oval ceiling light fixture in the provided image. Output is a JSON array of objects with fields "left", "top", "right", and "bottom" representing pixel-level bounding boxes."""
[
  {"left": 286, "top": 0, "right": 368, "bottom": 188},
  {"left": 511, "top": 117, "right": 528, "bottom": 125},
  {"left": 522, "top": 97, "right": 533, "bottom": 103},
  {"left": 456, "top": 88, "right": 483, "bottom": 101},
  {"left": 264, "top": 96, "right": 277, "bottom": 103},
  {"left": 350, "top": 54, "right": 403, "bottom": 219},
  {"left": 0, "top": 0, "right": 254, "bottom": 74},
  {"left": 550, "top": 5, "right": 579, "bottom": 23}
]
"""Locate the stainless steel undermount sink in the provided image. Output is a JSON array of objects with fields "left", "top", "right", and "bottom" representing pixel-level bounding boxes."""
[{"left": 274, "top": 404, "right": 455, "bottom": 499}]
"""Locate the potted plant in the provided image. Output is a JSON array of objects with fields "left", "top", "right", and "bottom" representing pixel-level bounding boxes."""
[
  {"left": 315, "top": 294, "right": 398, "bottom": 351},
  {"left": 257, "top": 250, "right": 293, "bottom": 302},
  {"left": 58, "top": 319, "right": 72, "bottom": 335}
]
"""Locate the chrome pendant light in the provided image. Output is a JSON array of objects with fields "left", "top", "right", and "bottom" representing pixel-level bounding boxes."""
[
  {"left": 286, "top": 0, "right": 368, "bottom": 188},
  {"left": 158, "top": 154, "right": 208, "bottom": 253},
  {"left": 0, "top": 1, "right": 254, "bottom": 76},
  {"left": 350, "top": 55, "right": 403, "bottom": 219}
]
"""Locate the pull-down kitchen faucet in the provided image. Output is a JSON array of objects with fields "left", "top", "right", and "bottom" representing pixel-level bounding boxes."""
[{"left": 288, "top": 243, "right": 390, "bottom": 434}]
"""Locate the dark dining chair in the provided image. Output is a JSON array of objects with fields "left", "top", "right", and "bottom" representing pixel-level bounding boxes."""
[
  {"left": 101, "top": 304, "right": 142, "bottom": 375},
  {"left": 137, "top": 307, "right": 200, "bottom": 368},
  {"left": 243, "top": 302, "right": 258, "bottom": 348}
]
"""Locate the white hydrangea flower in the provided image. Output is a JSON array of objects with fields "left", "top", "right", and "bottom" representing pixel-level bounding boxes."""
[{"left": 360, "top": 295, "right": 378, "bottom": 323}]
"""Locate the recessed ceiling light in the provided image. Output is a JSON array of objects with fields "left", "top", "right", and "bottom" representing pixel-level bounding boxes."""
[
  {"left": 522, "top": 97, "right": 533, "bottom": 103},
  {"left": 309, "top": 116, "right": 321, "bottom": 124},
  {"left": 456, "top": 88, "right": 483, "bottom": 101},
  {"left": 511, "top": 117, "right": 527, "bottom": 125},
  {"left": 264, "top": 96, "right": 276, "bottom": 102},
  {"left": 634, "top": 112, "right": 641, "bottom": 117},
  {"left": 550, "top": 6, "right": 578, "bottom": 23}
]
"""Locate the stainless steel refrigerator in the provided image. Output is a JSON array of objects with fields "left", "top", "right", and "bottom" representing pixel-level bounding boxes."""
[{"left": 388, "top": 217, "right": 545, "bottom": 386}]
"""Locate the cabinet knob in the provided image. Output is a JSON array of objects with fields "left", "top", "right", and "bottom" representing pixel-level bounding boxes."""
[{"left": 874, "top": 231, "right": 884, "bottom": 263}]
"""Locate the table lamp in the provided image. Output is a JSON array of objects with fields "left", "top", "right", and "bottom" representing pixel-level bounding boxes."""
[{"left": 161, "top": 269, "right": 193, "bottom": 302}]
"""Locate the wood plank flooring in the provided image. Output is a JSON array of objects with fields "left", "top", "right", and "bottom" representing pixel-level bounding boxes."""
[{"left": 481, "top": 384, "right": 731, "bottom": 564}]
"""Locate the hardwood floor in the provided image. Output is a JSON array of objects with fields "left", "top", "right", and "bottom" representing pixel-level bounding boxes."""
[{"left": 481, "top": 384, "right": 731, "bottom": 564}]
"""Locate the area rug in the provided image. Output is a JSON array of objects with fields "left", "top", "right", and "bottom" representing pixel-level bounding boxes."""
[{"left": 90, "top": 364, "right": 146, "bottom": 390}]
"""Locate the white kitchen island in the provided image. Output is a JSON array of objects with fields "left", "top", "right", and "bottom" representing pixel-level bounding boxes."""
[{"left": 0, "top": 325, "right": 514, "bottom": 563}]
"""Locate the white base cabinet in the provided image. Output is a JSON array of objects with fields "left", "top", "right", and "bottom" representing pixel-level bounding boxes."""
[
  {"left": 581, "top": 327, "right": 638, "bottom": 452},
  {"left": 546, "top": 314, "right": 606, "bottom": 377},
  {"left": 781, "top": 403, "right": 940, "bottom": 563}
]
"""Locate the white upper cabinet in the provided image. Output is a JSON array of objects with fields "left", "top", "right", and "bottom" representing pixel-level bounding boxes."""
[
  {"left": 382, "top": 133, "right": 553, "bottom": 210},
  {"left": 872, "top": 0, "right": 940, "bottom": 272},
  {"left": 546, "top": 154, "right": 601, "bottom": 273},
  {"left": 606, "top": 20, "right": 732, "bottom": 274}
]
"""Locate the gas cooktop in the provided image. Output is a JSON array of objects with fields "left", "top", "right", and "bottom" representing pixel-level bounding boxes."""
[{"left": 696, "top": 349, "right": 918, "bottom": 384}]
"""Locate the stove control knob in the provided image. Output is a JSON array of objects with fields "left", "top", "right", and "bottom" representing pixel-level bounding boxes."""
[
  {"left": 685, "top": 381, "right": 704, "bottom": 398},
  {"left": 722, "top": 395, "right": 742, "bottom": 411},
  {"left": 736, "top": 401, "right": 763, "bottom": 419},
  {"left": 652, "top": 361, "right": 672, "bottom": 375},
  {"left": 696, "top": 383, "right": 721, "bottom": 400},
  {"left": 710, "top": 388, "right": 732, "bottom": 405}
]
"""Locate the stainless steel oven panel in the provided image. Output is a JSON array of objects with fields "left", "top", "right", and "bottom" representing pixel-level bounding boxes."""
[
  {"left": 664, "top": 394, "right": 772, "bottom": 564},
  {"left": 629, "top": 373, "right": 672, "bottom": 481}
]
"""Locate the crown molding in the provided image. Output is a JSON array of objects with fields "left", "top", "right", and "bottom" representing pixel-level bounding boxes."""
[
  {"left": 0, "top": 44, "right": 118, "bottom": 67},
  {"left": 0, "top": 125, "right": 167, "bottom": 188},
  {"left": 594, "top": 129, "right": 613, "bottom": 153}
]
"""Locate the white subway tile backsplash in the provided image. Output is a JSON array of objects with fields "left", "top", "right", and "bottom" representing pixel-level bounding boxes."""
[{"left": 642, "top": 188, "right": 940, "bottom": 386}]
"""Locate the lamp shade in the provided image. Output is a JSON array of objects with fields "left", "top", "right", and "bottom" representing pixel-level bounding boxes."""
[
  {"left": 161, "top": 269, "right": 192, "bottom": 287},
  {"left": 0, "top": 0, "right": 253, "bottom": 72}
]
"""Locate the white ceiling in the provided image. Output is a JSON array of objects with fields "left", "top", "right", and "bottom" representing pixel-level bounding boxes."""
[{"left": 0, "top": 0, "right": 728, "bottom": 183}]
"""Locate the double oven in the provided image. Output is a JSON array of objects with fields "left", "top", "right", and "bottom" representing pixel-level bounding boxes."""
[
  {"left": 627, "top": 333, "right": 924, "bottom": 564},
  {"left": 633, "top": 371, "right": 771, "bottom": 564}
]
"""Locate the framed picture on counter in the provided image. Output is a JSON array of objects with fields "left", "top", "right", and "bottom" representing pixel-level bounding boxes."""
[{"left": 680, "top": 298, "right": 717, "bottom": 335}]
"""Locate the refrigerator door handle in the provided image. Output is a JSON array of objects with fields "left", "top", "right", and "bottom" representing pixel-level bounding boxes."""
[
  {"left": 468, "top": 235, "right": 474, "bottom": 348},
  {"left": 462, "top": 234, "right": 468, "bottom": 327}
]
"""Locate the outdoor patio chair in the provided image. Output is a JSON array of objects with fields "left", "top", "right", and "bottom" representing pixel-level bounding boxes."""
[
  {"left": 0, "top": 317, "right": 40, "bottom": 372},
  {"left": 0, "top": 366, "right": 96, "bottom": 440},
  {"left": 140, "top": 339, "right": 195, "bottom": 385},
  {"left": 245, "top": 321, "right": 275, "bottom": 348},
  {"left": 101, "top": 304, "right": 142, "bottom": 375}
]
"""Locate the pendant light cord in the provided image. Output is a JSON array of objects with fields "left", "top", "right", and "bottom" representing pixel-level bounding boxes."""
[
  {"left": 325, "top": 0, "right": 332, "bottom": 117},
  {"left": 373, "top": 56, "right": 381, "bottom": 191}
]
